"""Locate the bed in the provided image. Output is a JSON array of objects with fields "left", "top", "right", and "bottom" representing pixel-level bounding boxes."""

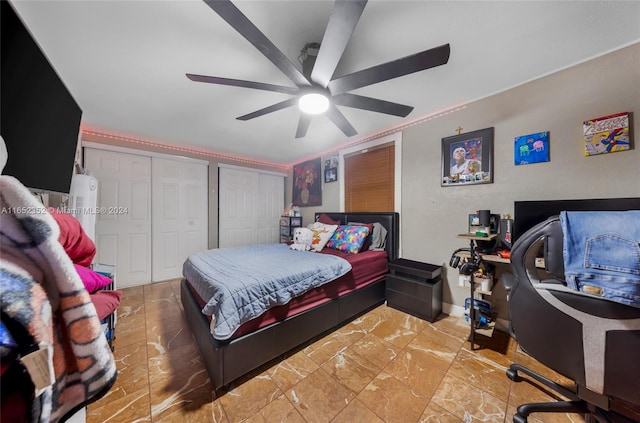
[{"left": 181, "top": 212, "right": 399, "bottom": 390}]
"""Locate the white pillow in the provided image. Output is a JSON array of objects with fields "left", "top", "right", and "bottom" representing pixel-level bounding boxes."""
[{"left": 307, "top": 222, "right": 338, "bottom": 252}]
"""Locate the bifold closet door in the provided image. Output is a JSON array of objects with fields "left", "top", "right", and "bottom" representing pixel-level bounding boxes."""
[
  {"left": 257, "top": 173, "right": 286, "bottom": 243},
  {"left": 151, "top": 157, "right": 208, "bottom": 282},
  {"left": 219, "top": 166, "right": 283, "bottom": 248},
  {"left": 85, "top": 148, "right": 152, "bottom": 287}
]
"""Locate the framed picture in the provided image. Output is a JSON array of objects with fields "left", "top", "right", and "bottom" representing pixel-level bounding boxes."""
[
  {"left": 441, "top": 127, "right": 494, "bottom": 186},
  {"left": 583, "top": 112, "right": 631, "bottom": 156},
  {"left": 514, "top": 131, "right": 550, "bottom": 165},
  {"left": 292, "top": 157, "right": 322, "bottom": 207},
  {"left": 324, "top": 167, "right": 337, "bottom": 183},
  {"left": 324, "top": 154, "right": 339, "bottom": 170}
]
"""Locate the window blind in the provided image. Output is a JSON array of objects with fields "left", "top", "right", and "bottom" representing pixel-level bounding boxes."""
[{"left": 344, "top": 142, "right": 394, "bottom": 212}]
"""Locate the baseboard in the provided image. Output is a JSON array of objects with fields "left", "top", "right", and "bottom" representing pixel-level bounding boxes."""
[{"left": 442, "top": 302, "right": 465, "bottom": 317}]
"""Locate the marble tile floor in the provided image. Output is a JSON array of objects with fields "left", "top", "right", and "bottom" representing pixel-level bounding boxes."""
[{"left": 85, "top": 279, "right": 615, "bottom": 423}]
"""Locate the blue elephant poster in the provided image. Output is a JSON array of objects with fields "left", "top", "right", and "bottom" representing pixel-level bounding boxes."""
[{"left": 514, "top": 132, "right": 549, "bottom": 165}]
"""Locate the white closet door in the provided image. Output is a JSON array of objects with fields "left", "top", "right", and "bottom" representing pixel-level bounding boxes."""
[
  {"left": 85, "top": 148, "right": 152, "bottom": 287},
  {"left": 219, "top": 167, "right": 258, "bottom": 248},
  {"left": 219, "top": 166, "right": 283, "bottom": 248},
  {"left": 257, "top": 173, "right": 285, "bottom": 244},
  {"left": 151, "top": 157, "right": 208, "bottom": 282}
]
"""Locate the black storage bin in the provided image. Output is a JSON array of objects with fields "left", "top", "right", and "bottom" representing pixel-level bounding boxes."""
[{"left": 386, "top": 258, "right": 442, "bottom": 322}]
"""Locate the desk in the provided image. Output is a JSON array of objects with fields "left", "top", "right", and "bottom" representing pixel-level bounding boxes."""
[
  {"left": 453, "top": 235, "right": 546, "bottom": 349},
  {"left": 457, "top": 248, "right": 544, "bottom": 267},
  {"left": 455, "top": 250, "right": 510, "bottom": 265},
  {"left": 455, "top": 234, "right": 502, "bottom": 349}
]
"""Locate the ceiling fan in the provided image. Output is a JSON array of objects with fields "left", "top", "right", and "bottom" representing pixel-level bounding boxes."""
[{"left": 187, "top": 0, "right": 450, "bottom": 138}]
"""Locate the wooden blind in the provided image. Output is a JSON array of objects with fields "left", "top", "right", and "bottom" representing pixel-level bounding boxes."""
[{"left": 344, "top": 142, "right": 394, "bottom": 212}]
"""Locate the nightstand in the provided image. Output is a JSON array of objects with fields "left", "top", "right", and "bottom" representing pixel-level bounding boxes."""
[
  {"left": 386, "top": 258, "right": 442, "bottom": 322},
  {"left": 280, "top": 216, "right": 303, "bottom": 243}
]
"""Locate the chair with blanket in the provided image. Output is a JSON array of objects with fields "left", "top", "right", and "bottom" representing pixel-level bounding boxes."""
[{"left": 505, "top": 212, "right": 640, "bottom": 423}]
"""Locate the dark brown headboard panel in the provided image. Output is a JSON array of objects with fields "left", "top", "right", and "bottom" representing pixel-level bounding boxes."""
[{"left": 314, "top": 212, "right": 400, "bottom": 261}]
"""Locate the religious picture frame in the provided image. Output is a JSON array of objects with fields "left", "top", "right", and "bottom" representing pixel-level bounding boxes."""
[
  {"left": 441, "top": 127, "right": 494, "bottom": 186},
  {"left": 292, "top": 157, "right": 322, "bottom": 206}
]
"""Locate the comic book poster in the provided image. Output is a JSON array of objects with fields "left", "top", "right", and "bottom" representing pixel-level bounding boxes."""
[{"left": 583, "top": 112, "right": 630, "bottom": 156}]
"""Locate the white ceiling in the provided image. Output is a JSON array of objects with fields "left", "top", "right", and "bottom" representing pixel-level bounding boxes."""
[{"left": 10, "top": 0, "right": 640, "bottom": 166}]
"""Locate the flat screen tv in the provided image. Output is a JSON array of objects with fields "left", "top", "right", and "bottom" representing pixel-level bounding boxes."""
[
  {"left": 513, "top": 197, "right": 640, "bottom": 243},
  {"left": 1, "top": 1, "right": 82, "bottom": 194}
]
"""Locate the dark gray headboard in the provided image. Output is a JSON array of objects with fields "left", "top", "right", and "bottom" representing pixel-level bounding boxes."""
[{"left": 314, "top": 212, "right": 400, "bottom": 261}]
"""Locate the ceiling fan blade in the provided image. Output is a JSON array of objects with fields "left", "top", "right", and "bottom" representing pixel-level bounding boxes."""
[
  {"left": 202, "top": 0, "right": 310, "bottom": 87},
  {"left": 186, "top": 74, "right": 300, "bottom": 95},
  {"left": 236, "top": 97, "right": 298, "bottom": 121},
  {"left": 326, "top": 105, "right": 357, "bottom": 137},
  {"left": 311, "top": 0, "right": 367, "bottom": 88},
  {"left": 332, "top": 93, "right": 413, "bottom": 117},
  {"left": 295, "top": 114, "right": 312, "bottom": 138},
  {"left": 328, "top": 43, "right": 451, "bottom": 95}
]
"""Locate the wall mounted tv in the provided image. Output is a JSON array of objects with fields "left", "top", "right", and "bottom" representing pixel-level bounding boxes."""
[
  {"left": 513, "top": 197, "right": 640, "bottom": 243},
  {"left": 1, "top": 1, "right": 82, "bottom": 194}
]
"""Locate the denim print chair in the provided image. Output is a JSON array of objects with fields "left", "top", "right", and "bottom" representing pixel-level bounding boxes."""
[{"left": 504, "top": 214, "right": 640, "bottom": 423}]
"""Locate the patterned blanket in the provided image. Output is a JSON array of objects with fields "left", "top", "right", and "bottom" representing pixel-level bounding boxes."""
[{"left": 0, "top": 175, "right": 117, "bottom": 422}]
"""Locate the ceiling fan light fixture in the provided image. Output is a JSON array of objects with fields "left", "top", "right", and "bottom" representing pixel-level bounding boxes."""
[{"left": 298, "top": 93, "right": 329, "bottom": 115}]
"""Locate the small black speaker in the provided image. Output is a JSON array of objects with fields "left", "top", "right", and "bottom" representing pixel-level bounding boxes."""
[
  {"left": 500, "top": 218, "right": 514, "bottom": 250},
  {"left": 479, "top": 210, "right": 491, "bottom": 227}
]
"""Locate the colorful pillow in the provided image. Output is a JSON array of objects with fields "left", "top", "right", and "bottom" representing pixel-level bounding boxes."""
[
  {"left": 317, "top": 213, "right": 340, "bottom": 226},
  {"left": 74, "top": 264, "right": 112, "bottom": 293},
  {"left": 307, "top": 222, "right": 338, "bottom": 252},
  {"left": 90, "top": 290, "right": 122, "bottom": 320},
  {"left": 347, "top": 221, "right": 375, "bottom": 251},
  {"left": 326, "top": 225, "right": 370, "bottom": 254}
]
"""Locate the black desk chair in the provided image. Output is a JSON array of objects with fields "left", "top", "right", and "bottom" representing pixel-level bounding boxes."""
[{"left": 505, "top": 216, "right": 640, "bottom": 423}]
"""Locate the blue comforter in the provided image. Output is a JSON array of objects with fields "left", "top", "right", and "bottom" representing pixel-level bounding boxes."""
[{"left": 183, "top": 243, "right": 352, "bottom": 339}]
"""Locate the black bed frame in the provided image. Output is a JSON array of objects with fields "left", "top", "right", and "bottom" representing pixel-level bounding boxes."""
[{"left": 181, "top": 212, "right": 399, "bottom": 390}]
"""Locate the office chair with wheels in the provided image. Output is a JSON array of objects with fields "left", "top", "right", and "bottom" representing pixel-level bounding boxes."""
[{"left": 506, "top": 214, "right": 640, "bottom": 423}]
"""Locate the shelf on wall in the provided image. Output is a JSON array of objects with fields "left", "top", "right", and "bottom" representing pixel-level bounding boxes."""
[{"left": 455, "top": 250, "right": 510, "bottom": 265}]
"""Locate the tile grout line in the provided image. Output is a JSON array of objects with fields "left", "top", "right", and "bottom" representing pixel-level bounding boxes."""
[
  {"left": 144, "top": 284, "right": 153, "bottom": 422},
  {"left": 413, "top": 322, "right": 465, "bottom": 423}
]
